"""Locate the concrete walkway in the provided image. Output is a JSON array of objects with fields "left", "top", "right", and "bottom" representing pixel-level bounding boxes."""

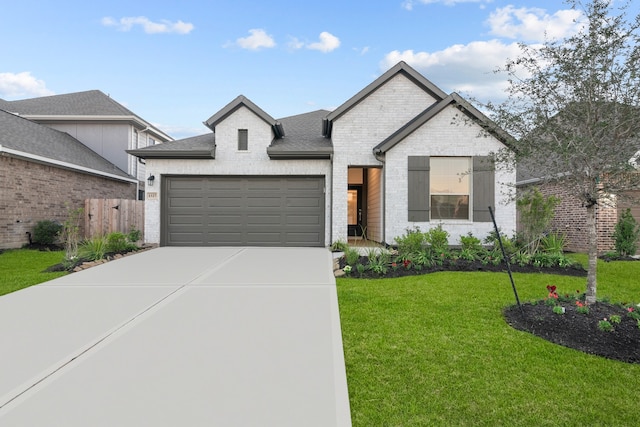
[{"left": 0, "top": 247, "right": 351, "bottom": 426}]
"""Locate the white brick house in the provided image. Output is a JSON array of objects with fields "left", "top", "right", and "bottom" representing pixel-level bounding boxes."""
[{"left": 129, "top": 62, "right": 516, "bottom": 247}]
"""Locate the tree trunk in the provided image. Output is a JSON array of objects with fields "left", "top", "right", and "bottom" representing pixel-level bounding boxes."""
[{"left": 585, "top": 204, "right": 598, "bottom": 304}]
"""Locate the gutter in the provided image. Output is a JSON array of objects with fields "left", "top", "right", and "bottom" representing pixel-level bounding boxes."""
[{"left": 0, "top": 145, "right": 138, "bottom": 184}]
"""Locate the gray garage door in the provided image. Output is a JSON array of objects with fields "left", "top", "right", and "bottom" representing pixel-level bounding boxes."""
[{"left": 162, "top": 176, "right": 325, "bottom": 247}]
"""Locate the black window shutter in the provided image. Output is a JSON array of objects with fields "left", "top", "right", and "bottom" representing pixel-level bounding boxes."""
[
  {"left": 408, "top": 156, "right": 430, "bottom": 221},
  {"left": 473, "top": 156, "right": 494, "bottom": 222}
]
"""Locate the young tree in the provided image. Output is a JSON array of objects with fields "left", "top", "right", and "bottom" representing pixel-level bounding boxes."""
[{"left": 487, "top": 0, "right": 640, "bottom": 303}]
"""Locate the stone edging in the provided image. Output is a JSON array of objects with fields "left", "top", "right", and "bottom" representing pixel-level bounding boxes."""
[{"left": 71, "top": 244, "right": 158, "bottom": 272}]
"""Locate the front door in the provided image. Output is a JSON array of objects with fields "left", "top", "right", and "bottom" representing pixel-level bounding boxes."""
[{"left": 347, "top": 185, "right": 363, "bottom": 237}]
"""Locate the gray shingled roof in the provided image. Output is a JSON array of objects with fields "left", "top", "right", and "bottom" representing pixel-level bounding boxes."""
[
  {"left": 127, "top": 133, "right": 216, "bottom": 159},
  {"left": 1, "top": 90, "right": 137, "bottom": 116},
  {"left": 0, "top": 109, "right": 133, "bottom": 180},
  {"left": 130, "top": 109, "right": 333, "bottom": 160},
  {"left": 267, "top": 110, "right": 333, "bottom": 158},
  {"left": 1, "top": 90, "right": 173, "bottom": 142}
]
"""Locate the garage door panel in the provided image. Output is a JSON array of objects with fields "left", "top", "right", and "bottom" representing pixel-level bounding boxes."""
[
  {"left": 164, "top": 176, "right": 324, "bottom": 246},
  {"left": 169, "top": 197, "right": 205, "bottom": 208},
  {"left": 168, "top": 232, "right": 205, "bottom": 244},
  {"left": 245, "top": 233, "right": 283, "bottom": 244},
  {"left": 247, "top": 197, "right": 283, "bottom": 208},
  {"left": 286, "top": 232, "right": 322, "bottom": 243},
  {"left": 286, "top": 197, "right": 322, "bottom": 208},
  {"left": 286, "top": 215, "right": 321, "bottom": 225},
  {"left": 168, "top": 215, "right": 203, "bottom": 225},
  {"left": 206, "top": 201, "right": 243, "bottom": 209},
  {"left": 168, "top": 178, "right": 206, "bottom": 191},
  {"left": 207, "top": 232, "right": 245, "bottom": 243},
  {"left": 206, "top": 179, "right": 243, "bottom": 191},
  {"left": 246, "top": 214, "right": 281, "bottom": 225},
  {"left": 206, "top": 215, "right": 243, "bottom": 225}
]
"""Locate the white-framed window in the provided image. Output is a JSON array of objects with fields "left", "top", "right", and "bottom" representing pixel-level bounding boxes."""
[{"left": 429, "top": 157, "right": 471, "bottom": 220}]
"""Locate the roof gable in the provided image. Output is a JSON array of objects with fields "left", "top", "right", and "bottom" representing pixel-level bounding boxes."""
[
  {"left": 324, "top": 61, "right": 448, "bottom": 130},
  {"left": 373, "top": 93, "right": 514, "bottom": 154},
  {"left": 204, "top": 95, "right": 283, "bottom": 137}
]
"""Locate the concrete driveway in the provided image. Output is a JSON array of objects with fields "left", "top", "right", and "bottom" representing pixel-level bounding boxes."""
[{"left": 0, "top": 247, "right": 351, "bottom": 426}]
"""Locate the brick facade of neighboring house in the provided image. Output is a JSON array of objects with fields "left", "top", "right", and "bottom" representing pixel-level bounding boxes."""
[
  {"left": 0, "top": 156, "right": 136, "bottom": 249},
  {"left": 0, "top": 109, "right": 138, "bottom": 249},
  {"left": 531, "top": 182, "right": 617, "bottom": 253},
  {"left": 0, "top": 90, "right": 173, "bottom": 201}
]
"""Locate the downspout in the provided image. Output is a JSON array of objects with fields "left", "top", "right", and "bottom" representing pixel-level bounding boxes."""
[
  {"left": 133, "top": 126, "right": 151, "bottom": 200},
  {"left": 329, "top": 152, "right": 333, "bottom": 247},
  {"left": 373, "top": 148, "right": 386, "bottom": 245}
]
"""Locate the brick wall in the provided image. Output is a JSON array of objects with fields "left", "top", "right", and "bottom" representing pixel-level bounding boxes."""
[
  {"left": 0, "top": 156, "right": 137, "bottom": 249},
  {"left": 523, "top": 182, "right": 616, "bottom": 254}
]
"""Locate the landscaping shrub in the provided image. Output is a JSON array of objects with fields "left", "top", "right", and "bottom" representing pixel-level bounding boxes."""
[
  {"left": 330, "top": 239, "right": 349, "bottom": 252},
  {"left": 424, "top": 224, "right": 449, "bottom": 253},
  {"left": 517, "top": 187, "right": 560, "bottom": 255},
  {"left": 78, "top": 236, "right": 108, "bottom": 261},
  {"left": 127, "top": 227, "right": 142, "bottom": 243},
  {"left": 541, "top": 232, "right": 567, "bottom": 255},
  {"left": 344, "top": 247, "right": 361, "bottom": 266},
  {"left": 62, "top": 206, "right": 83, "bottom": 261},
  {"left": 394, "top": 227, "right": 425, "bottom": 255},
  {"left": 612, "top": 208, "right": 640, "bottom": 257},
  {"left": 106, "top": 232, "right": 136, "bottom": 253},
  {"left": 459, "top": 232, "right": 482, "bottom": 252},
  {"left": 32, "top": 220, "right": 63, "bottom": 245}
]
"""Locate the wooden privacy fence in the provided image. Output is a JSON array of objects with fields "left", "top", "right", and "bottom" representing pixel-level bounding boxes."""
[{"left": 85, "top": 199, "right": 144, "bottom": 239}]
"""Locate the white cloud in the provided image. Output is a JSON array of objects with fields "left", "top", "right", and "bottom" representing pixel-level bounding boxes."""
[
  {"left": 0, "top": 72, "right": 54, "bottom": 99},
  {"left": 307, "top": 32, "right": 341, "bottom": 53},
  {"left": 101, "top": 16, "right": 194, "bottom": 34},
  {"left": 402, "top": 0, "right": 493, "bottom": 10},
  {"left": 287, "top": 36, "right": 305, "bottom": 50},
  {"left": 381, "top": 40, "right": 529, "bottom": 102},
  {"left": 286, "top": 32, "right": 341, "bottom": 53},
  {"left": 486, "top": 6, "right": 585, "bottom": 42},
  {"left": 233, "top": 29, "right": 276, "bottom": 50}
]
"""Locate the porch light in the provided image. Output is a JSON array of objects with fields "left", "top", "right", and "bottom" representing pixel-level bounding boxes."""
[{"left": 147, "top": 175, "right": 155, "bottom": 186}]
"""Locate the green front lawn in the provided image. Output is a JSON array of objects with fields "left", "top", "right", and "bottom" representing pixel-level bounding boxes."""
[
  {"left": 0, "top": 249, "right": 67, "bottom": 296},
  {"left": 337, "top": 259, "right": 640, "bottom": 426}
]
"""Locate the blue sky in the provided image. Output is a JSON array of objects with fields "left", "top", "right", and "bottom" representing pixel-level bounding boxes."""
[{"left": 1, "top": 0, "right": 636, "bottom": 139}]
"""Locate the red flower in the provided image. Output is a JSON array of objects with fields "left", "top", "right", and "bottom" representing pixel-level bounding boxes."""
[
  {"left": 546, "top": 285, "right": 557, "bottom": 293},
  {"left": 628, "top": 307, "right": 634, "bottom": 313}
]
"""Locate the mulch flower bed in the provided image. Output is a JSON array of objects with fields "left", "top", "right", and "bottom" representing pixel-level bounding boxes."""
[{"left": 504, "top": 301, "right": 640, "bottom": 364}]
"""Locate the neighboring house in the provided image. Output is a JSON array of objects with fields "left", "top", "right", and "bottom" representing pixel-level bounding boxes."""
[
  {"left": 0, "top": 90, "right": 173, "bottom": 200},
  {"left": 0, "top": 109, "right": 137, "bottom": 249},
  {"left": 517, "top": 168, "right": 640, "bottom": 254},
  {"left": 129, "top": 61, "right": 516, "bottom": 247}
]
